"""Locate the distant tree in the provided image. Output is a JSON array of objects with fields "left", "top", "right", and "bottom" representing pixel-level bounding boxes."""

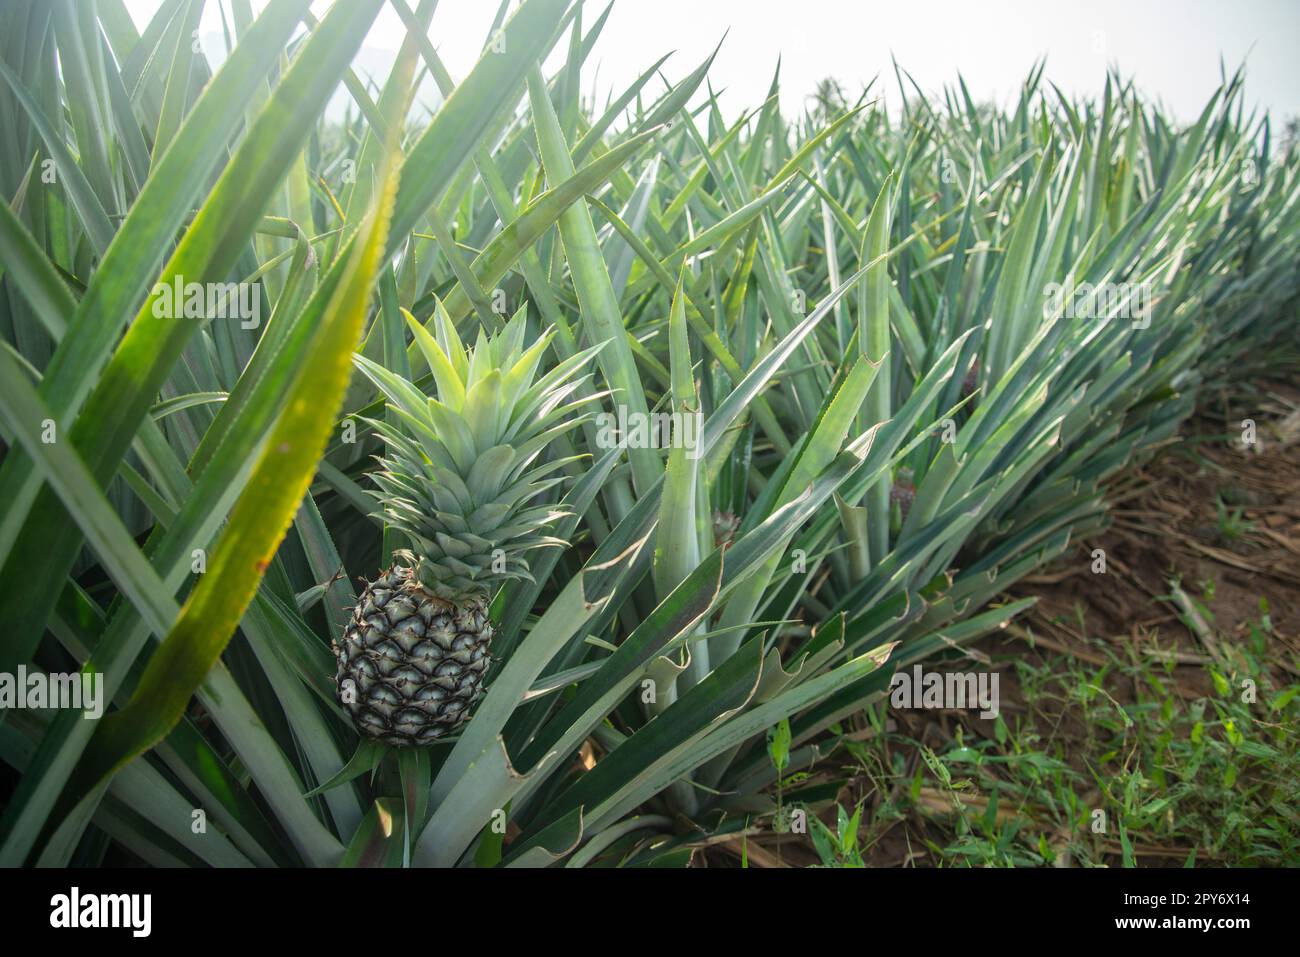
[
  {"left": 1280, "top": 115, "right": 1300, "bottom": 159},
  {"left": 808, "top": 76, "right": 848, "bottom": 121}
]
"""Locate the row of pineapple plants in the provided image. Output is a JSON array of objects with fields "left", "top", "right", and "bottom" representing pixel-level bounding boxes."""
[{"left": 0, "top": 0, "right": 1295, "bottom": 866}]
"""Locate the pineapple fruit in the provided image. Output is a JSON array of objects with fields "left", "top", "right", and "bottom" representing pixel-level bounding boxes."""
[{"left": 335, "top": 307, "right": 599, "bottom": 746}]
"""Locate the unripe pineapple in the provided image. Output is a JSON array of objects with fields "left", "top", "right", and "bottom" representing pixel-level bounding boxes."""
[
  {"left": 335, "top": 307, "right": 600, "bottom": 746},
  {"left": 338, "top": 565, "right": 491, "bottom": 744}
]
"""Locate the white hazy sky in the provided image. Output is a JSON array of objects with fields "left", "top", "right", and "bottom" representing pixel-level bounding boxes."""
[{"left": 124, "top": 0, "right": 1300, "bottom": 123}]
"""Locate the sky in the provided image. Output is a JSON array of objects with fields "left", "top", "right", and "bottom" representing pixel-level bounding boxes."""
[{"left": 122, "top": 0, "right": 1300, "bottom": 124}]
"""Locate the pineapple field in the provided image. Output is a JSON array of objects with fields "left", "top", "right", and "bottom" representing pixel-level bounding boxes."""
[{"left": 0, "top": 0, "right": 1297, "bottom": 880}]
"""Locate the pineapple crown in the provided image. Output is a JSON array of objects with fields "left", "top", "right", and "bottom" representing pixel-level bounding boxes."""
[{"left": 353, "top": 303, "right": 603, "bottom": 601}]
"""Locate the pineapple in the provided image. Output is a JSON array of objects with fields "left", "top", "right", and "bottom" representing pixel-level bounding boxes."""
[{"left": 335, "top": 307, "right": 600, "bottom": 746}]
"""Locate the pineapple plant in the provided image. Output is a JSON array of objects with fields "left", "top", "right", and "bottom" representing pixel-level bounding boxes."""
[
  {"left": 1, "top": 0, "right": 1297, "bottom": 870},
  {"left": 336, "top": 308, "right": 599, "bottom": 745}
]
